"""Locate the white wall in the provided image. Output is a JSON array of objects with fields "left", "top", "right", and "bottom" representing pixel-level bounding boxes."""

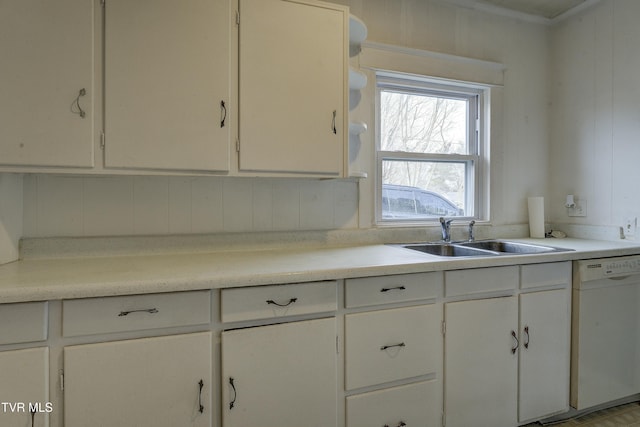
[
  {"left": 0, "top": 174, "right": 22, "bottom": 263},
  {"left": 549, "top": 0, "right": 640, "bottom": 230},
  {"left": 20, "top": 0, "right": 552, "bottom": 238},
  {"left": 22, "top": 175, "right": 357, "bottom": 237}
]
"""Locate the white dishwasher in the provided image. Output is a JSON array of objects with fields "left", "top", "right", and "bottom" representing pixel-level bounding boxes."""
[{"left": 571, "top": 255, "right": 640, "bottom": 410}]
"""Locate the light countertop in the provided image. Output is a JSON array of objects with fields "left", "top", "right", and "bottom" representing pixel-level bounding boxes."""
[{"left": 1, "top": 237, "right": 639, "bottom": 303}]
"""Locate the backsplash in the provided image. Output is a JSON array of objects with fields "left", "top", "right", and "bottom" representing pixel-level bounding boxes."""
[{"left": 22, "top": 174, "right": 359, "bottom": 238}]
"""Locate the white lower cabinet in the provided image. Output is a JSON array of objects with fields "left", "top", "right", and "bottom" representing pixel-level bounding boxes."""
[
  {"left": 221, "top": 317, "right": 337, "bottom": 427},
  {"left": 346, "top": 380, "right": 440, "bottom": 427},
  {"left": 444, "top": 262, "right": 571, "bottom": 427},
  {"left": 0, "top": 347, "right": 49, "bottom": 427},
  {"left": 64, "top": 332, "right": 212, "bottom": 427},
  {"left": 445, "top": 296, "right": 519, "bottom": 427},
  {"left": 519, "top": 288, "right": 571, "bottom": 423}
]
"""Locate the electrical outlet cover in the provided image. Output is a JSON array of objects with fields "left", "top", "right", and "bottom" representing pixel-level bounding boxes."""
[{"left": 624, "top": 217, "right": 637, "bottom": 238}]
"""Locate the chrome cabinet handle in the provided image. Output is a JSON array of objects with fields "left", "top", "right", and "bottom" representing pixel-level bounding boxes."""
[
  {"left": 266, "top": 298, "right": 297, "bottom": 307},
  {"left": 72, "top": 88, "right": 86, "bottom": 118},
  {"left": 511, "top": 330, "right": 519, "bottom": 354},
  {"left": 524, "top": 326, "right": 530, "bottom": 349},
  {"left": 381, "top": 342, "right": 405, "bottom": 351},
  {"left": 380, "top": 285, "right": 406, "bottom": 293},
  {"left": 118, "top": 308, "right": 158, "bottom": 317}
]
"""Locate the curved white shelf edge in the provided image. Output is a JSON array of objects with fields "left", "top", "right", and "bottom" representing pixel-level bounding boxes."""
[
  {"left": 349, "top": 122, "right": 368, "bottom": 135},
  {"left": 349, "top": 14, "right": 368, "bottom": 46},
  {"left": 348, "top": 171, "right": 368, "bottom": 178},
  {"left": 349, "top": 67, "right": 367, "bottom": 90}
]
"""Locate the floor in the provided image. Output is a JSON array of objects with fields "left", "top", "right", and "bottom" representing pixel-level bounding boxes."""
[{"left": 527, "top": 403, "right": 640, "bottom": 426}]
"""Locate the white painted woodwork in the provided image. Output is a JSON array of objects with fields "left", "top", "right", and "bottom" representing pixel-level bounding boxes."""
[
  {"left": 345, "top": 305, "right": 440, "bottom": 390},
  {"left": 238, "top": 0, "right": 347, "bottom": 175},
  {"left": 221, "top": 317, "right": 337, "bottom": 427},
  {"left": 519, "top": 289, "right": 571, "bottom": 422},
  {"left": 220, "top": 281, "right": 337, "bottom": 322},
  {"left": 0, "top": 347, "right": 49, "bottom": 427},
  {"left": 64, "top": 332, "right": 212, "bottom": 427},
  {"left": 346, "top": 380, "right": 440, "bottom": 427},
  {"left": 445, "top": 296, "right": 518, "bottom": 427},
  {"left": 445, "top": 265, "right": 519, "bottom": 297},
  {"left": 0, "top": 0, "right": 94, "bottom": 168},
  {"left": 344, "top": 272, "right": 442, "bottom": 308},
  {"left": 520, "top": 261, "right": 571, "bottom": 289},
  {"left": 103, "top": 0, "right": 230, "bottom": 172},
  {"left": 0, "top": 302, "right": 48, "bottom": 345},
  {"left": 62, "top": 291, "right": 211, "bottom": 337}
]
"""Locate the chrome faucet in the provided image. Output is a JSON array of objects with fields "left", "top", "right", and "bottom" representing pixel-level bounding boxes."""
[
  {"left": 439, "top": 217, "right": 453, "bottom": 242},
  {"left": 468, "top": 220, "right": 476, "bottom": 242}
]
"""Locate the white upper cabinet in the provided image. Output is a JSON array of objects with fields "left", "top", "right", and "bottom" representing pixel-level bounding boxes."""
[
  {"left": 238, "top": 0, "right": 348, "bottom": 176},
  {"left": 103, "top": 0, "right": 230, "bottom": 172},
  {"left": 0, "top": 0, "right": 94, "bottom": 168}
]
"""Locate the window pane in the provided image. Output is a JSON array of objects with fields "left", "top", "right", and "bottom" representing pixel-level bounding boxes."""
[
  {"left": 380, "top": 90, "right": 468, "bottom": 154},
  {"left": 381, "top": 160, "right": 466, "bottom": 219}
]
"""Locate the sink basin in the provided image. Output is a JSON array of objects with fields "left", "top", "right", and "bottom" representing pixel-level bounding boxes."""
[
  {"left": 400, "top": 243, "right": 496, "bottom": 257},
  {"left": 397, "top": 240, "right": 572, "bottom": 257},
  {"left": 458, "top": 240, "right": 568, "bottom": 254}
]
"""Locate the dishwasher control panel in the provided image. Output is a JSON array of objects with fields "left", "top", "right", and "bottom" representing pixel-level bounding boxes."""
[{"left": 578, "top": 255, "right": 640, "bottom": 281}]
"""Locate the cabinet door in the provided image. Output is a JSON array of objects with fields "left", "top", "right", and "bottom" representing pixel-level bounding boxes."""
[
  {"left": 239, "top": 0, "right": 347, "bottom": 175},
  {"left": 0, "top": 0, "right": 94, "bottom": 168},
  {"left": 221, "top": 317, "right": 337, "bottom": 427},
  {"left": 0, "top": 347, "right": 49, "bottom": 427},
  {"left": 445, "top": 297, "right": 518, "bottom": 427},
  {"left": 104, "top": 0, "right": 230, "bottom": 172},
  {"left": 519, "top": 289, "right": 570, "bottom": 422},
  {"left": 64, "top": 332, "right": 212, "bottom": 427}
]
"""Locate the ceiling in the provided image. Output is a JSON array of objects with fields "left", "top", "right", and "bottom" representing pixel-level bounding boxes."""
[
  {"left": 439, "top": 0, "right": 600, "bottom": 23},
  {"left": 480, "top": 0, "right": 590, "bottom": 19}
]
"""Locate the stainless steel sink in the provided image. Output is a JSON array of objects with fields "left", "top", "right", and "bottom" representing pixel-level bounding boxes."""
[
  {"left": 397, "top": 240, "right": 572, "bottom": 257},
  {"left": 399, "top": 243, "right": 496, "bottom": 257},
  {"left": 457, "top": 240, "right": 567, "bottom": 254}
]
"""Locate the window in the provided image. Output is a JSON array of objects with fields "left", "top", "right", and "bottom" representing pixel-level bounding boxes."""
[{"left": 376, "top": 72, "right": 487, "bottom": 223}]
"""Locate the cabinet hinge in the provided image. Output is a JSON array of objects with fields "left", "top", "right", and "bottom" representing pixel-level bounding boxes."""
[
  {"left": 59, "top": 370, "right": 64, "bottom": 392},
  {"left": 441, "top": 320, "right": 446, "bottom": 336},
  {"left": 235, "top": 10, "right": 240, "bottom": 25},
  {"left": 235, "top": 138, "right": 240, "bottom": 152},
  {"left": 100, "top": 132, "right": 105, "bottom": 150}
]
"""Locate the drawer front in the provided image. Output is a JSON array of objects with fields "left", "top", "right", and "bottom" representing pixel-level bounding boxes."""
[
  {"left": 347, "top": 380, "right": 441, "bottom": 427},
  {"left": 521, "top": 261, "right": 571, "bottom": 289},
  {"left": 0, "top": 301, "right": 48, "bottom": 345},
  {"left": 221, "top": 281, "right": 337, "bottom": 323},
  {"left": 445, "top": 265, "right": 518, "bottom": 297},
  {"left": 345, "top": 305, "right": 441, "bottom": 390},
  {"left": 345, "top": 272, "right": 442, "bottom": 308},
  {"left": 63, "top": 291, "right": 211, "bottom": 337}
]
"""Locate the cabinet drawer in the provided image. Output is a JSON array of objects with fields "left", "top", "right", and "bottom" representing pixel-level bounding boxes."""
[
  {"left": 445, "top": 265, "right": 518, "bottom": 297},
  {"left": 345, "top": 272, "right": 442, "bottom": 308},
  {"left": 0, "top": 301, "right": 48, "bottom": 345},
  {"left": 521, "top": 261, "right": 571, "bottom": 289},
  {"left": 347, "top": 380, "right": 441, "bottom": 427},
  {"left": 345, "top": 305, "right": 441, "bottom": 390},
  {"left": 62, "top": 291, "right": 211, "bottom": 337},
  {"left": 221, "top": 281, "right": 337, "bottom": 323}
]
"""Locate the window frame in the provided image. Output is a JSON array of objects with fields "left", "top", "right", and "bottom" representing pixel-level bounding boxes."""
[{"left": 375, "top": 72, "right": 488, "bottom": 225}]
